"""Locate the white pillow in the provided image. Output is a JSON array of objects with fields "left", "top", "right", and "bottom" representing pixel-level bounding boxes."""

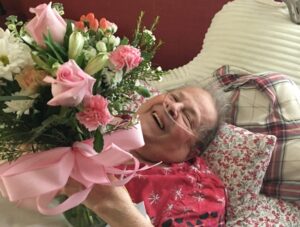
[{"left": 152, "top": 0, "right": 300, "bottom": 90}]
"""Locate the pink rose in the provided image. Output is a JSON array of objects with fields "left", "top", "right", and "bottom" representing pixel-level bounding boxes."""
[
  {"left": 109, "top": 45, "right": 142, "bottom": 72},
  {"left": 25, "top": 3, "right": 66, "bottom": 47},
  {"left": 76, "top": 95, "right": 112, "bottom": 131},
  {"left": 44, "top": 60, "right": 96, "bottom": 107}
]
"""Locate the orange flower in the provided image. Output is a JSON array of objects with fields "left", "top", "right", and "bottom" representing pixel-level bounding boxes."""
[
  {"left": 99, "top": 18, "right": 117, "bottom": 33},
  {"left": 99, "top": 18, "right": 109, "bottom": 30},
  {"left": 85, "top": 13, "right": 96, "bottom": 23},
  {"left": 74, "top": 21, "right": 85, "bottom": 31},
  {"left": 78, "top": 13, "right": 99, "bottom": 31},
  {"left": 89, "top": 18, "right": 99, "bottom": 31},
  {"left": 74, "top": 21, "right": 84, "bottom": 30},
  {"left": 15, "top": 66, "right": 47, "bottom": 94}
]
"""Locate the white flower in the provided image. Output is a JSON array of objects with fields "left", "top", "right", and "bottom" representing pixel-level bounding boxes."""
[
  {"left": 96, "top": 41, "right": 107, "bottom": 52},
  {"left": 143, "top": 29, "right": 156, "bottom": 45},
  {"left": 3, "top": 90, "right": 38, "bottom": 117},
  {"left": 0, "top": 28, "right": 33, "bottom": 81},
  {"left": 102, "top": 37, "right": 108, "bottom": 44},
  {"left": 112, "top": 36, "right": 120, "bottom": 47},
  {"left": 144, "top": 29, "right": 156, "bottom": 40},
  {"left": 103, "top": 68, "right": 122, "bottom": 86},
  {"left": 110, "top": 23, "right": 118, "bottom": 34},
  {"left": 109, "top": 36, "right": 116, "bottom": 46},
  {"left": 83, "top": 47, "right": 97, "bottom": 61}
]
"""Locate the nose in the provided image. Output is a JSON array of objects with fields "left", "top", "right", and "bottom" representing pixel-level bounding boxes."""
[{"left": 165, "top": 101, "right": 183, "bottom": 120}]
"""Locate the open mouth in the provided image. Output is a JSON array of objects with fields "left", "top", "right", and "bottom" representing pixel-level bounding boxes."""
[{"left": 152, "top": 111, "right": 164, "bottom": 130}]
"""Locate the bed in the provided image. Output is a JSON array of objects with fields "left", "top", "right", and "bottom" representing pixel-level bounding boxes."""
[{"left": 0, "top": 0, "right": 300, "bottom": 226}]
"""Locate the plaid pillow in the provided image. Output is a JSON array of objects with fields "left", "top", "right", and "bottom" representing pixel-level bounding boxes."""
[{"left": 214, "top": 65, "right": 300, "bottom": 206}]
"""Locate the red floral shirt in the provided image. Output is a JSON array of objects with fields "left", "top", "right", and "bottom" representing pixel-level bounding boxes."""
[{"left": 125, "top": 157, "right": 227, "bottom": 227}]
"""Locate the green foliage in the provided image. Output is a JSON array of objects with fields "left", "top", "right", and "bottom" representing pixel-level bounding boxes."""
[
  {"left": 1, "top": 6, "right": 165, "bottom": 226},
  {"left": 93, "top": 129, "right": 104, "bottom": 153},
  {"left": 58, "top": 195, "right": 107, "bottom": 227},
  {"left": 1, "top": 8, "right": 164, "bottom": 160}
]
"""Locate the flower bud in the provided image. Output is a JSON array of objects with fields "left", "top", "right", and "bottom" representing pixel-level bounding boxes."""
[
  {"left": 110, "top": 23, "right": 118, "bottom": 33},
  {"left": 68, "top": 31, "right": 85, "bottom": 60},
  {"left": 113, "top": 37, "right": 120, "bottom": 46},
  {"left": 107, "top": 36, "right": 120, "bottom": 47},
  {"left": 102, "top": 37, "right": 108, "bottom": 44},
  {"left": 108, "top": 36, "right": 116, "bottom": 45},
  {"left": 84, "top": 53, "right": 109, "bottom": 75},
  {"left": 96, "top": 41, "right": 107, "bottom": 52},
  {"left": 52, "top": 62, "right": 62, "bottom": 74}
]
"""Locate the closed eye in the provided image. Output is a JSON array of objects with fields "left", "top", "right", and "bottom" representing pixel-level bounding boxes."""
[
  {"left": 183, "top": 112, "right": 193, "bottom": 130},
  {"left": 170, "top": 93, "right": 179, "bottom": 102}
]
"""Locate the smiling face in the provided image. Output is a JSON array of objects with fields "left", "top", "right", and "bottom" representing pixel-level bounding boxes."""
[{"left": 135, "top": 86, "right": 217, "bottom": 163}]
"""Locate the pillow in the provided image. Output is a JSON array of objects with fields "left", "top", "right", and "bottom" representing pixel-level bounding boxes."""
[
  {"left": 227, "top": 194, "right": 300, "bottom": 226},
  {"left": 215, "top": 66, "right": 300, "bottom": 206},
  {"left": 151, "top": 0, "right": 300, "bottom": 91},
  {"left": 202, "top": 123, "right": 276, "bottom": 220}
]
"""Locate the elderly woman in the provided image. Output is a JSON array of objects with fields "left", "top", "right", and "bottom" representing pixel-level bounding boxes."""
[{"left": 64, "top": 86, "right": 227, "bottom": 227}]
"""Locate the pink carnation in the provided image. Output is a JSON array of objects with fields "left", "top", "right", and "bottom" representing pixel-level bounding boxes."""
[
  {"left": 76, "top": 95, "right": 112, "bottom": 131},
  {"left": 109, "top": 45, "right": 142, "bottom": 72}
]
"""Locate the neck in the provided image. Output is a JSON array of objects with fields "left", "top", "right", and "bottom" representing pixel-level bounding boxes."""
[{"left": 130, "top": 149, "right": 167, "bottom": 166}]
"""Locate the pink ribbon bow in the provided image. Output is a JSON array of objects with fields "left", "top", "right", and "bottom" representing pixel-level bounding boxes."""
[{"left": 0, "top": 123, "right": 146, "bottom": 215}]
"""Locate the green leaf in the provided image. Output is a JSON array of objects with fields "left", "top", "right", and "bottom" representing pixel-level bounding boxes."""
[
  {"left": 93, "top": 129, "right": 104, "bottom": 153},
  {"left": 75, "top": 52, "right": 86, "bottom": 68},
  {"left": 120, "top": 37, "right": 129, "bottom": 45},
  {"left": 31, "top": 53, "right": 52, "bottom": 73},
  {"left": 26, "top": 114, "right": 68, "bottom": 144},
  {"left": 63, "top": 20, "right": 73, "bottom": 50},
  {"left": 136, "top": 86, "right": 151, "bottom": 97},
  {"left": 0, "top": 96, "right": 33, "bottom": 101},
  {"left": 52, "top": 41, "right": 68, "bottom": 60},
  {"left": 43, "top": 32, "right": 65, "bottom": 63}
]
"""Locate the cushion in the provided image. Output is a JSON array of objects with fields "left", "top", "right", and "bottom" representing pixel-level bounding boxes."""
[
  {"left": 152, "top": 0, "right": 300, "bottom": 91},
  {"left": 227, "top": 194, "right": 300, "bottom": 226},
  {"left": 202, "top": 123, "right": 276, "bottom": 220},
  {"left": 215, "top": 66, "right": 300, "bottom": 206}
]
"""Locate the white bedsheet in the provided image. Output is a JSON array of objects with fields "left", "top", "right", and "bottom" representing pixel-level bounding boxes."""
[{"left": 0, "top": 197, "right": 70, "bottom": 227}]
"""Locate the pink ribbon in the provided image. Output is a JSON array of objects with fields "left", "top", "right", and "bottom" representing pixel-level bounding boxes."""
[{"left": 0, "top": 123, "right": 146, "bottom": 215}]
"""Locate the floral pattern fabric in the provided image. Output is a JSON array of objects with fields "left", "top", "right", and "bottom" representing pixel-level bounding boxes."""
[
  {"left": 227, "top": 194, "right": 300, "bottom": 226},
  {"left": 202, "top": 123, "right": 276, "bottom": 220}
]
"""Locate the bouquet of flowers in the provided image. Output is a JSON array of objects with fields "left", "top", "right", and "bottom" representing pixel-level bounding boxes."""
[{"left": 0, "top": 2, "right": 164, "bottom": 226}]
